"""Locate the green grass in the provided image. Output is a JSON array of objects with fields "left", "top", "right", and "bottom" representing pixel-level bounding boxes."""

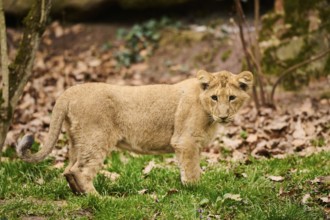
[{"left": 0, "top": 151, "right": 329, "bottom": 219}]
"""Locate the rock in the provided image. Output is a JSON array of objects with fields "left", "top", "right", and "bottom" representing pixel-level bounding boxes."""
[{"left": 276, "top": 37, "right": 304, "bottom": 61}]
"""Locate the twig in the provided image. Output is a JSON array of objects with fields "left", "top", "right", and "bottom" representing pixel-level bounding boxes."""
[
  {"left": 270, "top": 48, "right": 330, "bottom": 104},
  {"left": 253, "top": 0, "right": 267, "bottom": 105},
  {"left": 235, "top": 0, "right": 260, "bottom": 110}
]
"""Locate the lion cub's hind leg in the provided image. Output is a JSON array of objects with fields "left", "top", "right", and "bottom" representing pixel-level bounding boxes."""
[
  {"left": 64, "top": 131, "right": 114, "bottom": 195},
  {"left": 63, "top": 135, "right": 82, "bottom": 194}
]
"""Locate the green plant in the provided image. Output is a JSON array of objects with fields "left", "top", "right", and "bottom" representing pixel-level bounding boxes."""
[
  {"left": 240, "top": 130, "right": 248, "bottom": 139},
  {"left": 115, "top": 17, "right": 181, "bottom": 67},
  {"left": 310, "top": 137, "right": 326, "bottom": 147}
]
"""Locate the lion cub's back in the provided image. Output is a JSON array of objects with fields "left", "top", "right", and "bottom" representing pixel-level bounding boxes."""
[{"left": 61, "top": 82, "right": 182, "bottom": 133}]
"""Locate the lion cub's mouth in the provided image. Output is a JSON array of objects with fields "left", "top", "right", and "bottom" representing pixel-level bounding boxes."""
[
  {"left": 218, "top": 119, "right": 230, "bottom": 124},
  {"left": 210, "top": 115, "right": 232, "bottom": 124}
]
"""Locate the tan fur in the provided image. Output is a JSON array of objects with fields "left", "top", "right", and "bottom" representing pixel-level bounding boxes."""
[{"left": 17, "top": 70, "right": 253, "bottom": 195}]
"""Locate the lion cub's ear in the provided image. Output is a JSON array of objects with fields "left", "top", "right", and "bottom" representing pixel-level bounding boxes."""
[
  {"left": 236, "top": 71, "right": 253, "bottom": 91},
  {"left": 197, "top": 70, "right": 213, "bottom": 90}
]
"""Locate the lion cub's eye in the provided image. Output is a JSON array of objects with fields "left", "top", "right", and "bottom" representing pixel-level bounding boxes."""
[
  {"left": 229, "top": 95, "right": 236, "bottom": 101},
  {"left": 211, "top": 95, "right": 218, "bottom": 101}
]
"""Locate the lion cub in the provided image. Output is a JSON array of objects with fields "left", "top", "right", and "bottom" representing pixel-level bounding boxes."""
[{"left": 17, "top": 70, "right": 253, "bottom": 195}]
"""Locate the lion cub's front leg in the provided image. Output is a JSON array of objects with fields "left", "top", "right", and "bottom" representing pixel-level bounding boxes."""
[{"left": 173, "top": 140, "right": 202, "bottom": 184}]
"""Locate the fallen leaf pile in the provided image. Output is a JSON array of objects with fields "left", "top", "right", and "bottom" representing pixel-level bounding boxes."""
[
  {"left": 210, "top": 96, "right": 330, "bottom": 162},
  {"left": 2, "top": 21, "right": 329, "bottom": 165}
]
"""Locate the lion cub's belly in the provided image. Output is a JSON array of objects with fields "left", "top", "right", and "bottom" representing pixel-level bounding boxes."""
[{"left": 116, "top": 138, "right": 175, "bottom": 155}]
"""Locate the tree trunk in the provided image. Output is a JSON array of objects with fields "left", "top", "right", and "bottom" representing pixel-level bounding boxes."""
[
  {"left": 0, "top": 0, "right": 10, "bottom": 158},
  {"left": 0, "top": 0, "right": 52, "bottom": 158}
]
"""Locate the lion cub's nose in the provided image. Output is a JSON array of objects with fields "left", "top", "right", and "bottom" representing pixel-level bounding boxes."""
[{"left": 219, "top": 116, "right": 228, "bottom": 121}]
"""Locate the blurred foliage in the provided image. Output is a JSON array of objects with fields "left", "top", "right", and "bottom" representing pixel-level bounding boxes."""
[
  {"left": 320, "top": 90, "right": 330, "bottom": 99},
  {"left": 115, "top": 17, "right": 181, "bottom": 67},
  {"left": 310, "top": 137, "right": 326, "bottom": 147},
  {"left": 259, "top": 0, "right": 330, "bottom": 90},
  {"left": 0, "top": 90, "right": 3, "bottom": 106},
  {"left": 119, "top": 0, "right": 190, "bottom": 9},
  {"left": 221, "top": 49, "right": 232, "bottom": 62}
]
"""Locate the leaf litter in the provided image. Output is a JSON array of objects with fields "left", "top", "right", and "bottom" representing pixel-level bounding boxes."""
[{"left": 2, "top": 21, "right": 329, "bottom": 170}]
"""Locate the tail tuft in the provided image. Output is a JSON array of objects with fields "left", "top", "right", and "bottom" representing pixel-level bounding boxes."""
[{"left": 17, "top": 134, "right": 35, "bottom": 158}]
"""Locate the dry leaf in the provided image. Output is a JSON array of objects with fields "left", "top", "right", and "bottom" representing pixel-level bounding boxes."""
[
  {"left": 53, "top": 162, "right": 65, "bottom": 169},
  {"left": 143, "top": 160, "right": 158, "bottom": 175},
  {"left": 320, "top": 196, "right": 330, "bottom": 203},
  {"left": 223, "top": 193, "right": 242, "bottom": 201},
  {"left": 299, "top": 98, "right": 314, "bottom": 116},
  {"left": 150, "top": 193, "right": 158, "bottom": 202},
  {"left": 202, "top": 151, "right": 221, "bottom": 164},
  {"left": 138, "top": 189, "right": 148, "bottom": 195},
  {"left": 231, "top": 150, "right": 246, "bottom": 162},
  {"left": 246, "top": 134, "right": 258, "bottom": 143},
  {"left": 88, "top": 58, "right": 102, "bottom": 67},
  {"left": 222, "top": 137, "right": 242, "bottom": 149},
  {"left": 164, "top": 157, "right": 177, "bottom": 165},
  {"left": 292, "top": 117, "right": 306, "bottom": 140},
  {"left": 278, "top": 187, "right": 296, "bottom": 197},
  {"left": 36, "top": 178, "right": 45, "bottom": 185},
  {"left": 206, "top": 214, "right": 221, "bottom": 219},
  {"left": 301, "top": 193, "right": 311, "bottom": 204},
  {"left": 252, "top": 144, "right": 271, "bottom": 158},
  {"left": 151, "top": 211, "right": 161, "bottom": 220},
  {"left": 311, "top": 176, "right": 330, "bottom": 184},
  {"left": 265, "top": 121, "right": 288, "bottom": 131},
  {"left": 292, "top": 139, "right": 306, "bottom": 148},
  {"left": 167, "top": 188, "right": 179, "bottom": 196},
  {"left": 119, "top": 154, "right": 130, "bottom": 164},
  {"left": 267, "top": 175, "right": 285, "bottom": 182},
  {"left": 99, "top": 170, "right": 120, "bottom": 181}
]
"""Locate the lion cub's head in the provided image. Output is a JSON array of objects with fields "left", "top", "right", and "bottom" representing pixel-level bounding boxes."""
[{"left": 197, "top": 70, "right": 253, "bottom": 124}]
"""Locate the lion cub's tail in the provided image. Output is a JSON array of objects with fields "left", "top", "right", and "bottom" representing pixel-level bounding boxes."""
[{"left": 16, "top": 97, "right": 68, "bottom": 163}]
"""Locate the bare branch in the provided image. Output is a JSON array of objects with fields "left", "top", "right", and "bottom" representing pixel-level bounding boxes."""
[
  {"left": 253, "top": 0, "right": 267, "bottom": 105},
  {"left": 270, "top": 48, "right": 330, "bottom": 104},
  {"left": 234, "top": 0, "right": 260, "bottom": 110}
]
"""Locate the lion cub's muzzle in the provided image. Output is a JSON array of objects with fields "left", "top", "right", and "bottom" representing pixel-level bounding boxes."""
[{"left": 213, "top": 115, "right": 233, "bottom": 124}]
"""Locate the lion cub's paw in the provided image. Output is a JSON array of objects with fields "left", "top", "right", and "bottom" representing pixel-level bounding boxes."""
[{"left": 180, "top": 169, "right": 201, "bottom": 185}]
